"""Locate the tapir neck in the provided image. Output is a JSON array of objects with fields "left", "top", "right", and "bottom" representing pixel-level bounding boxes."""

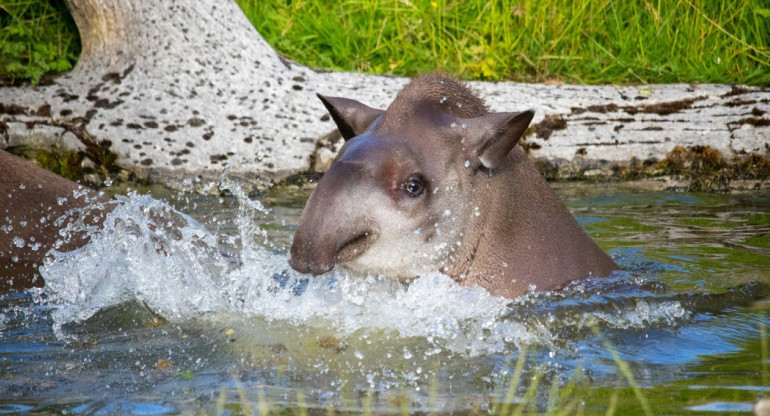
[{"left": 452, "top": 148, "right": 616, "bottom": 298}]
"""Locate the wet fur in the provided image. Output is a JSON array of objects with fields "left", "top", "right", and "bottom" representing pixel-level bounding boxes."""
[
  {"left": 387, "top": 73, "right": 488, "bottom": 119},
  {"left": 0, "top": 151, "right": 111, "bottom": 290}
]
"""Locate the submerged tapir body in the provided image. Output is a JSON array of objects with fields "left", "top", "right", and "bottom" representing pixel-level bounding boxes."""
[
  {"left": 289, "top": 73, "right": 617, "bottom": 298},
  {"left": 1, "top": 151, "right": 111, "bottom": 290}
]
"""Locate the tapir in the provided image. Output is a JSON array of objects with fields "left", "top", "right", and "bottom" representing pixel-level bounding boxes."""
[
  {"left": 0, "top": 150, "right": 111, "bottom": 291},
  {"left": 289, "top": 73, "right": 617, "bottom": 298}
]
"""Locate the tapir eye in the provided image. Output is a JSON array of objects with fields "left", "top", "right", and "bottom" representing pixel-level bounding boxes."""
[{"left": 402, "top": 175, "right": 425, "bottom": 197}]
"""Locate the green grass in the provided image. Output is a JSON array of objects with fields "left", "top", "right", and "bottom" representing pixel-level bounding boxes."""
[
  {"left": 0, "top": 0, "right": 79, "bottom": 85},
  {"left": 240, "top": 0, "right": 770, "bottom": 85},
  {"left": 1, "top": 0, "right": 769, "bottom": 85}
]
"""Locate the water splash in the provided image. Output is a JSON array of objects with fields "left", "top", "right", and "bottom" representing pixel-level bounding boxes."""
[
  {"left": 41, "top": 193, "right": 230, "bottom": 337},
  {"left": 38, "top": 186, "right": 519, "bottom": 355},
  {"left": 37, "top": 178, "right": 764, "bottom": 356}
]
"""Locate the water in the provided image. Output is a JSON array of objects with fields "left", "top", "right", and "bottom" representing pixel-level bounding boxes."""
[{"left": 0, "top": 181, "right": 768, "bottom": 414}]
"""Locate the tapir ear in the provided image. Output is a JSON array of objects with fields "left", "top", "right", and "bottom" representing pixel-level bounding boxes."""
[
  {"left": 466, "top": 109, "right": 535, "bottom": 170},
  {"left": 317, "top": 94, "right": 385, "bottom": 141}
]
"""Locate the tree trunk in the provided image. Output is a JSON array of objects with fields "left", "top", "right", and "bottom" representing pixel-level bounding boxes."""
[{"left": 1, "top": 0, "right": 768, "bottom": 192}]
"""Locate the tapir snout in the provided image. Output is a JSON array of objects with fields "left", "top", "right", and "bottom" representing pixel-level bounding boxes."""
[{"left": 288, "top": 161, "right": 380, "bottom": 276}]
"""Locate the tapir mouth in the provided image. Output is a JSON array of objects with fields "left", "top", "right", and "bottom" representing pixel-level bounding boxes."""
[{"left": 334, "top": 230, "right": 377, "bottom": 264}]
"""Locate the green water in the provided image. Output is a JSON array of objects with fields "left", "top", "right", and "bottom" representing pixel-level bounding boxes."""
[{"left": 0, "top": 182, "right": 768, "bottom": 414}]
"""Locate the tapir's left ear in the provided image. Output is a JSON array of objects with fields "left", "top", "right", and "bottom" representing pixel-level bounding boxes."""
[
  {"left": 318, "top": 94, "right": 385, "bottom": 141},
  {"left": 465, "top": 109, "right": 535, "bottom": 170}
]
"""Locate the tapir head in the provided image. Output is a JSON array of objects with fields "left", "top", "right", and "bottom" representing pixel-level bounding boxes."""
[{"left": 289, "top": 73, "right": 534, "bottom": 280}]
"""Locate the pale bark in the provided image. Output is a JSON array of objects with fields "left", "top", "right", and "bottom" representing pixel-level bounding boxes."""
[{"left": 1, "top": 0, "right": 768, "bottom": 192}]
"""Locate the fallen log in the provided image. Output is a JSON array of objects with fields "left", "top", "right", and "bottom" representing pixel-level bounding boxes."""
[{"left": 1, "top": 0, "right": 767, "bottom": 192}]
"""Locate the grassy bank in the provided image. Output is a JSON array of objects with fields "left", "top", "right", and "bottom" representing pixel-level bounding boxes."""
[
  {"left": 242, "top": 0, "right": 770, "bottom": 85},
  {"left": 0, "top": 0, "right": 79, "bottom": 85},
  {"left": 1, "top": 0, "right": 769, "bottom": 85}
]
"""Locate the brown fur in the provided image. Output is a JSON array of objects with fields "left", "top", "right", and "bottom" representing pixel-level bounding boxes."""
[
  {"left": 380, "top": 73, "right": 488, "bottom": 130},
  {"left": 391, "top": 73, "right": 488, "bottom": 117},
  {"left": 0, "top": 151, "right": 111, "bottom": 290}
]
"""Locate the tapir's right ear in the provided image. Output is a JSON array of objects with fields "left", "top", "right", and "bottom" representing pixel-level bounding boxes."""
[
  {"left": 465, "top": 109, "right": 536, "bottom": 170},
  {"left": 317, "top": 94, "right": 385, "bottom": 141}
]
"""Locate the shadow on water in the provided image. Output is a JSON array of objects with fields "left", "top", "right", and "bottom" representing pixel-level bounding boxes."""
[{"left": 0, "top": 180, "right": 768, "bottom": 414}]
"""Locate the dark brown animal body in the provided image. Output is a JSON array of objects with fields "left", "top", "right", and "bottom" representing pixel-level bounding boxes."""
[
  {"left": 0, "top": 151, "right": 110, "bottom": 290},
  {"left": 289, "top": 73, "right": 617, "bottom": 298}
]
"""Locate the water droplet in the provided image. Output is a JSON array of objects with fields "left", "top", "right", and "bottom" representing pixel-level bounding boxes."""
[
  {"left": 13, "top": 237, "right": 24, "bottom": 248},
  {"left": 19, "top": 221, "right": 27, "bottom": 227},
  {"left": 403, "top": 347, "right": 413, "bottom": 359},
  {"left": 464, "top": 160, "right": 470, "bottom": 168},
  {"left": 443, "top": 209, "right": 451, "bottom": 217},
  {"left": 354, "top": 350, "right": 364, "bottom": 360},
  {"left": 56, "top": 197, "right": 68, "bottom": 206},
  {"left": 457, "top": 103, "right": 463, "bottom": 108},
  {"left": 461, "top": 123, "right": 467, "bottom": 128},
  {"left": 450, "top": 122, "right": 457, "bottom": 128},
  {"left": 19, "top": 184, "right": 25, "bottom": 190},
  {"left": 104, "top": 179, "right": 113, "bottom": 187}
]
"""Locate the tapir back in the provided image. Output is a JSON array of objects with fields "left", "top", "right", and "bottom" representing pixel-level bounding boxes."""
[{"left": 0, "top": 151, "right": 110, "bottom": 290}]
